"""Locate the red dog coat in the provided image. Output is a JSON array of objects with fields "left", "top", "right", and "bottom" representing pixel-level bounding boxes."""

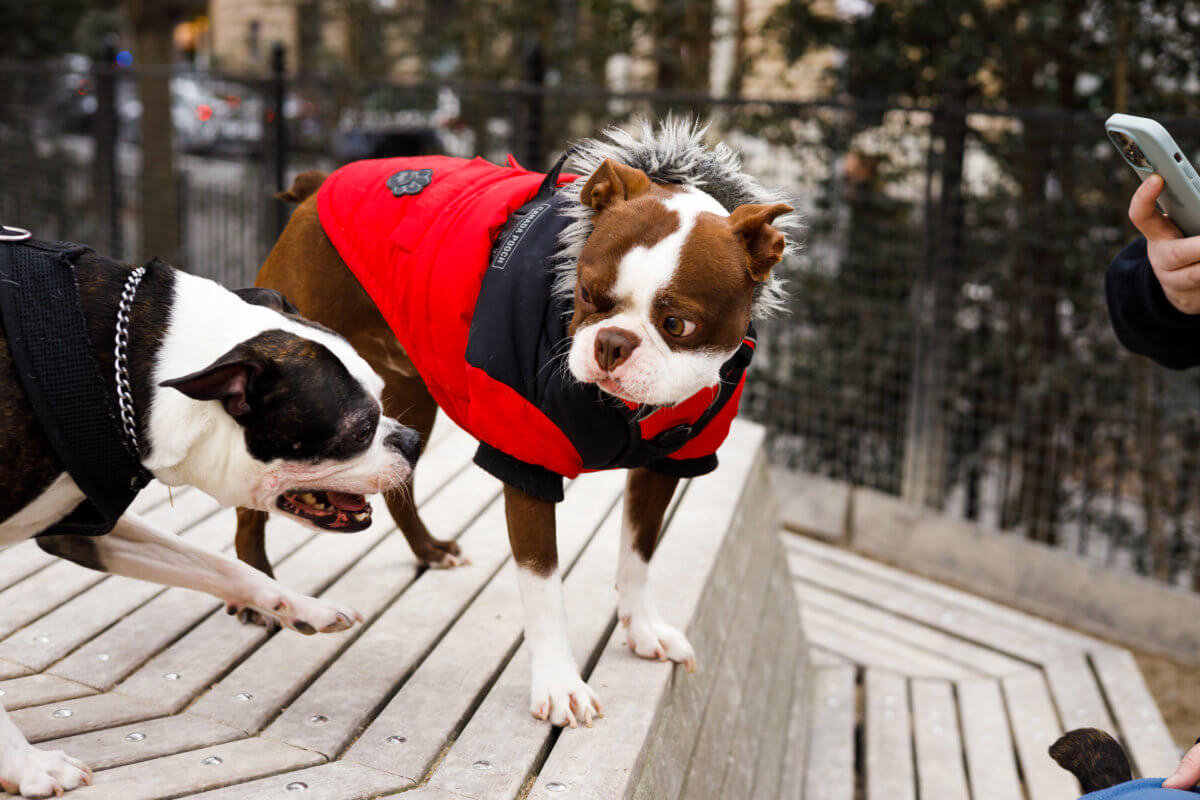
[{"left": 317, "top": 155, "right": 752, "bottom": 501}]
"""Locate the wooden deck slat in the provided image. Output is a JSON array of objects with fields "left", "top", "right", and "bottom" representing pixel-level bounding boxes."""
[
  {"left": 46, "top": 519, "right": 314, "bottom": 690},
  {"left": 0, "top": 490, "right": 222, "bottom": 639},
  {"left": 10, "top": 693, "right": 168, "bottom": 743},
  {"left": 956, "top": 677, "right": 1024, "bottom": 800},
  {"left": 809, "top": 647, "right": 853, "bottom": 667},
  {"left": 41, "top": 715, "right": 244, "bottom": 771},
  {"left": 66, "top": 737, "right": 325, "bottom": 800},
  {"left": 0, "top": 658, "right": 31, "bottom": 680},
  {"left": 0, "top": 540, "right": 56, "bottom": 593},
  {"left": 803, "top": 664, "right": 857, "bottom": 800},
  {"left": 864, "top": 669, "right": 914, "bottom": 800},
  {"left": 0, "top": 674, "right": 95, "bottom": 710},
  {"left": 910, "top": 679, "right": 970, "bottom": 800},
  {"left": 0, "top": 508, "right": 241, "bottom": 671},
  {"left": 801, "top": 607, "right": 975, "bottom": 679},
  {"left": 777, "top": 634, "right": 814, "bottom": 800},
  {"left": 185, "top": 761, "right": 411, "bottom": 800},
  {"left": 1090, "top": 648, "right": 1182, "bottom": 778},
  {"left": 1001, "top": 669, "right": 1079, "bottom": 800},
  {"left": 268, "top": 470, "right": 624, "bottom": 760},
  {"left": 187, "top": 466, "right": 501, "bottom": 734},
  {"left": 748, "top": 585, "right": 804, "bottom": 800},
  {"left": 127, "top": 482, "right": 185, "bottom": 515},
  {"left": 354, "top": 471, "right": 627, "bottom": 792},
  {"left": 1043, "top": 653, "right": 1115, "bottom": 732},
  {"left": 114, "top": 517, "right": 395, "bottom": 713},
  {"left": 794, "top": 579, "right": 1031, "bottom": 677}
]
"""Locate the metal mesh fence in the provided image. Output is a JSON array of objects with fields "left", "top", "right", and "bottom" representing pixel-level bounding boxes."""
[{"left": 2, "top": 58, "right": 1198, "bottom": 589}]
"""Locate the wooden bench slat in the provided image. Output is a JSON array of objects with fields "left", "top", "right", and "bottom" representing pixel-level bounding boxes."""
[
  {"left": 0, "top": 674, "right": 94, "bottom": 710},
  {"left": 187, "top": 466, "right": 501, "bottom": 734},
  {"left": 1090, "top": 648, "right": 1182, "bottom": 778},
  {"left": 803, "top": 664, "right": 856, "bottom": 800},
  {"left": 269, "top": 469, "right": 625, "bottom": 760},
  {"left": 794, "top": 579, "right": 1030, "bottom": 677},
  {"left": 748, "top": 585, "right": 804, "bottom": 800},
  {"left": 801, "top": 606, "right": 975, "bottom": 679},
  {"left": 41, "top": 714, "right": 243, "bottom": 771},
  {"left": 67, "top": 736, "right": 324, "bottom": 800},
  {"left": 809, "top": 647, "right": 853, "bottom": 667},
  {"left": 0, "top": 540, "right": 56, "bottom": 593},
  {"left": 185, "top": 760, "right": 412, "bottom": 800},
  {"left": 864, "top": 669, "right": 914, "bottom": 800},
  {"left": 10, "top": 693, "right": 168, "bottom": 743},
  {"left": 0, "top": 658, "right": 31, "bottom": 680},
  {"left": 910, "top": 678, "right": 970, "bottom": 800},
  {"left": 956, "top": 677, "right": 1024, "bottom": 800},
  {"left": 361, "top": 471, "right": 628, "bottom": 793},
  {"left": 1043, "top": 653, "right": 1115, "bottom": 732},
  {"left": 1001, "top": 669, "right": 1080, "bottom": 800}
]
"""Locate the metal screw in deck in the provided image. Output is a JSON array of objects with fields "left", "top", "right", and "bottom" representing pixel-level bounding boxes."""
[
  {"left": 125, "top": 733, "right": 145, "bottom": 742},
  {"left": 286, "top": 782, "right": 308, "bottom": 792}
]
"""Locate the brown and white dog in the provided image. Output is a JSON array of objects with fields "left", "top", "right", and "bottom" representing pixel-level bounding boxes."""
[
  {"left": 0, "top": 241, "right": 418, "bottom": 796},
  {"left": 234, "top": 119, "right": 798, "bottom": 727}
]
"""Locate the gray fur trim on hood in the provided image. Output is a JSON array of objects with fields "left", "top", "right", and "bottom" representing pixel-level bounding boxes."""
[{"left": 553, "top": 116, "right": 803, "bottom": 319}]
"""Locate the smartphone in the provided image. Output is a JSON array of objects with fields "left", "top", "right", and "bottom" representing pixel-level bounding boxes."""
[{"left": 1106, "top": 113, "right": 1200, "bottom": 235}]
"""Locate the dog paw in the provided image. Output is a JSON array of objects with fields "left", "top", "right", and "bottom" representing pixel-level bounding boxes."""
[
  {"left": 529, "top": 658, "right": 603, "bottom": 728},
  {"left": 417, "top": 538, "right": 469, "bottom": 569},
  {"left": 0, "top": 745, "right": 92, "bottom": 798},
  {"left": 225, "top": 592, "right": 362, "bottom": 636},
  {"left": 621, "top": 614, "right": 696, "bottom": 672}
]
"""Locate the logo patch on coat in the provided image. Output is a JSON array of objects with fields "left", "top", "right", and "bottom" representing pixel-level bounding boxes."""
[{"left": 387, "top": 168, "right": 433, "bottom": 196}]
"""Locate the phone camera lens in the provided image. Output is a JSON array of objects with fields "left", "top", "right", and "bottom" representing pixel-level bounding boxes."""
[{"left": 1109, "top": 130, "right": 1152, "bottom": 168}]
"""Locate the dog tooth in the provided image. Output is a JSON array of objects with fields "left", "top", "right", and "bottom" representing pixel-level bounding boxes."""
[
  {"left": 302, "top": 493, "right": 318, "bottom": 504},
  {"left": 353, "top": 512, "right": 368, "bottom": 522}
]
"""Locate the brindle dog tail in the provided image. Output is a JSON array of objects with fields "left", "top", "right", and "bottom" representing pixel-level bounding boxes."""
[{"left": 1050, "top": 727, "right": 1134, "bottom": 793}]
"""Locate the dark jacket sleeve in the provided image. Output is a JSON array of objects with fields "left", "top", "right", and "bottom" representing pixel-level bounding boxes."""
[{"left": 1106, "top": 236, "right": 1200, "bottom": 369}]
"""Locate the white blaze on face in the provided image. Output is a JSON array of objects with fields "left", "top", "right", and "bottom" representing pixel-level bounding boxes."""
[{"left": 568, "top": 187, "right": 739, "bottom": 406}]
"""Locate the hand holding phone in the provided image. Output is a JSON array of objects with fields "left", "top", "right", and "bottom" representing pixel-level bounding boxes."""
[{"left": 1106, "top": 113, "right": 1200, "bottom": 235}]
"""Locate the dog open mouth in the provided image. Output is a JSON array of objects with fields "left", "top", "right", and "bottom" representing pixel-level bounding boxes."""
[{"left": 276, "top": 490, "right": 373, "bottom": 532}]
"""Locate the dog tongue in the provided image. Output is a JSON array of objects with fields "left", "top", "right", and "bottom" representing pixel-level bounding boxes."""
[{"left": 327, "top": 492, "right": 366, "bottom": 512}]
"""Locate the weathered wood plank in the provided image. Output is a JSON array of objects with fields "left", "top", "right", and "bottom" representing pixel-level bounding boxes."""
[
  {"left": 128, "top": 481, "right": 183, "bottom": 515},
  {"left": 956, "top": 677, "right": 1023, "bottom": 800},
  {"left": 748, "top": 585, "right": 803, "bottom": 800},
  {"left": 0, "top": 658, "right": 31, "bottom": 680},
  {"left": 187, "top": 465, "right": 501, "bottom": 734},
  {"left": 794, "top": 580, "right": 1030, "bottom": 678},
  {"left": 773, "top": 471, "right": 849, "bottom": 541},
  {"left": 10, "top": 693, "right": 168, "bottom": 743},
  {"left": 1002, "top": 669, "right": 1079, "bottom": 800},
  {"left": 801, "top": 607, "right": 974, "bottom": 679},
  {"left": 864, "top": 669, "right": 914, "bottom": 800},
  {"left": 0, "top": 489, "right": 221, "bottom": 639},
  {"left": 1090, "top": 648, "right": 1181, "bottom": 778},
  {"left": 0, "top": 508, "right": 240, "bottom": 671},
  {"left": 910, "top": 679, "right": 969, "bottom": 800},
  {"left": 809, "top": 647, "right": 853, "bottom": 667},
  {"left": 361, "top": 471, "right": 628, "bottom": 792},
  {"left": 67, "top": 736, "right": 325, "bottom": 800},
  {"left": 803, "top": 664, "right": 856, "bottom": 800},
  {"left": 271, "top": 470, "right": 624, "bottom": 760},
  {"left": 48, "top": 517, "right": 313, "bottom": 690},
  {"left": 777, "top": 637, "right": 814, "bottom": 800},
  {"left": 41, "top": 714, "right": 243, "bottom": 770},
  {"left": 186, "top": 760, "right": 411, "bottom": 800},
  {"left": 528, "top": 424, "right": 776, "bottom": 800},
  {"left": 0, "top": 539, "right": 56, "bottom": 593},
  {"left": 1043, "top": 653, "right": 1115, "bottom": 732},
  {"left": 0, "top": 674, "right": 94, "bottom": 710}
]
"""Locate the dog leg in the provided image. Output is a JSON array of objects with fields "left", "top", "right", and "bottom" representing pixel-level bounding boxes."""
[
  {"left": 231, "top": 507, "right": 282, "bottom": 629},
  {"left": 616, "top": 468, "right": 695, "bottom": 671},
  {"left": 505, "top": 484, "right": 602, "bottom": 728},
  {"left": 88, "top": 513, "right": 363, "bottom": 635},
  {"left": 0, "top": 702, "right": 92, "bottom": 798},
  {"left": 377, "top": 364, "right": 465, "bottom": 568}
]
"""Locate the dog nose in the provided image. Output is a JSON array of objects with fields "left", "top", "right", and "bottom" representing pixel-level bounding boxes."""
[
  {"left": 385, "top": 425, "right": 422, "bottom": 464},
  {"left": 594, "top": 328, "right": 640, "bottom": 371}
]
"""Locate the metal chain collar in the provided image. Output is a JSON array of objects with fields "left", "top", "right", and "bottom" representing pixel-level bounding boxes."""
[{"left": 114, "top": 265, "right": 147, "bottom": 455}]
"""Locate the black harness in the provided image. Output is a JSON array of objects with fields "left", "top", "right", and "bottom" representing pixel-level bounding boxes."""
[
  {"left": 0, "top": 233, "right": 151, "bottom": 537},
  {"left": 465, "top": 156, "right": 754, "bottom": 502}
]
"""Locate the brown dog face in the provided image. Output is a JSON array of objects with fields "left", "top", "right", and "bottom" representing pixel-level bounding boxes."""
[{"left": 565, "top": 158, "right": 791, "bottom": 406}]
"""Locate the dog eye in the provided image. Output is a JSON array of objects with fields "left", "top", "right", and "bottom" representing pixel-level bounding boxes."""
[
  {"left": 579, "top": 283, "right": 593, "bottom": 305},
  {"left": 662, "top": 317, "right": 696, "bottom": 337},
  {"left": 354, "top": 421, "right": 374, "bottom": 443}
]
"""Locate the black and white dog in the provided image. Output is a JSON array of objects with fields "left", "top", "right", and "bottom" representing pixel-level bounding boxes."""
[{"left": 0, "top": 237, "right": 418, "bottom": 797}]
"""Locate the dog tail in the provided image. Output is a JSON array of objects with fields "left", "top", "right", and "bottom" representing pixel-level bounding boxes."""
[{"left": 276, "top": 170, "right": 328, "bottom": 203}]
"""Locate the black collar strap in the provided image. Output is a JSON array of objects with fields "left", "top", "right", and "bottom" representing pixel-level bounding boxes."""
[{"left": 0, "top": 237, "right": 151, "bottom": 537}]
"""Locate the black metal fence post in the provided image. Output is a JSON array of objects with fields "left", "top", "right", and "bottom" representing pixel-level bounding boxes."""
[
  {"left": 520, "top": 39, "right": 545, "bottom": 169},
  {"left": 270, "top": 42, "right": 288, "bottom": 238},
  {"left": 93, "top": 41, "right": 121, "bottom": 258}
]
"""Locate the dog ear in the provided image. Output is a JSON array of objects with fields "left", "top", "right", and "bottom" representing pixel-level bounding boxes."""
[
  {"left": 728, "top": 202, "right": 793, "bottom": 282},
  {"left": 160, "top": 346, "right": 268, "bottom": 419},
  {"left": 1049, "top": 728, "right": 1133, "bottom": 794},
  {"left": 233, "top": 287, "right": 301, "bottom": 316},
  {"left": 580, "top": 158, "right": 652, "bottom": 213},
  {"left": 275, "top": 170, "right": 327, "bottom": 203}
]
